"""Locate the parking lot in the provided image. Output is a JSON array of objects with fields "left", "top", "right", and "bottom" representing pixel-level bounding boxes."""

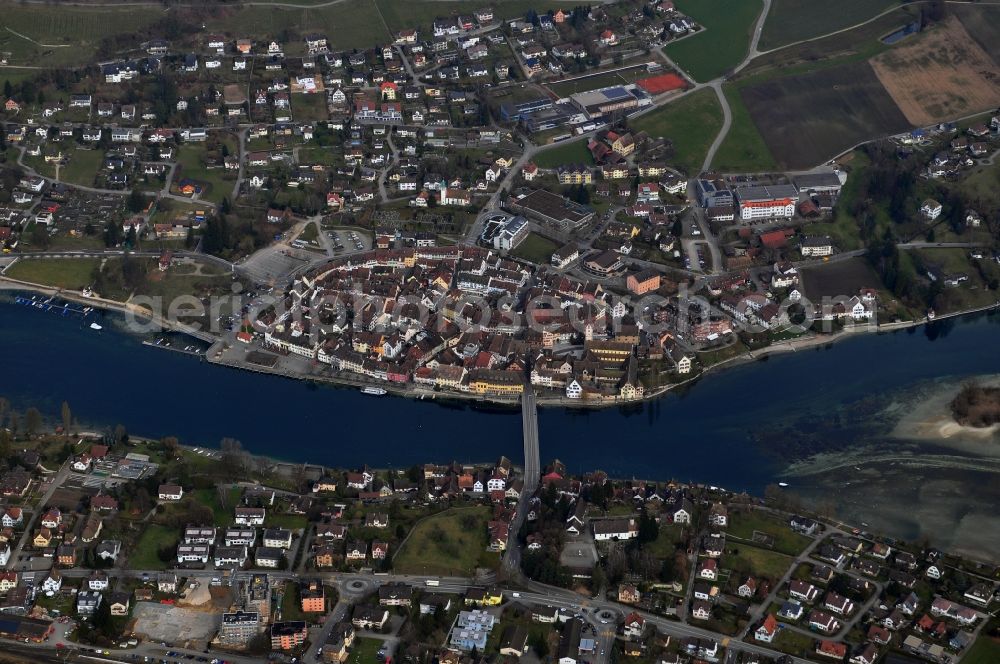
[{"left": 559, "top": 533, "right": 598, "bottom": 569}]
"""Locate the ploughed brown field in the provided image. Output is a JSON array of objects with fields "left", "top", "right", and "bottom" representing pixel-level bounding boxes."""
[
  {"left": 738, "top": 61, "right": 909, "bottom": 169},
  {"left": 869, "top": 16, "right": 1000, "bottom": 126},
  {"left": 951, "top": 4, "right": 1000, "bottom": 68}
]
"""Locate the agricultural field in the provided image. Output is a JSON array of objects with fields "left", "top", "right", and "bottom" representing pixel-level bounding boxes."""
[
  {"left": 533, "top": 139, "right": 594, "bottom": 168},
  {"left": 800, "top": 258, "right": 884, "bottom": 302},
  {"left": 201, "top": 3, "right": 390, "bottom": 52},
  {"left": 5, "top": 257, "right": 100, "bottom": 290},
  {"left": 511, "top": 232, "right": 560, "bottom": 265},
  {"left": 951, "top": 4, "right": 1000, "bottom": 65},
  {"left": 0, "top": 5, "right": 162, "bottom": 67},
  {"left": 738, "top": 61, "right": 909, "bottom": 169},
  {"left": 711, "top": 84, "right": 777, "bottom": 173},
  {"left": 629, "top": 88, "right": 724, "bottom": 174},
  {"left": 663, "top": 0, "right": 763, "bottom": 82},
  {"left": 739, "top": 5, "right": 921, "bottom": 82},
  {"left": 870, "top": 17, "right": 1000, "bottom": 126},
  {"left": 394, "top": 506, "right": 490, "bottom": 576},
  {"left": 374, "top": 0, "right": 538, "bottom": 34},
  {"left": 758, "top": 0, "right": 898, "bottom": 51}
]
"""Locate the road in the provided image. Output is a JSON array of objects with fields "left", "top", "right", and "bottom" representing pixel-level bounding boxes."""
[
  {"left": 8, "top": 460, "right": 69, "bottom": 570},
  {"left": 502, "top": 387, "right": 540, "bottom": 577}
]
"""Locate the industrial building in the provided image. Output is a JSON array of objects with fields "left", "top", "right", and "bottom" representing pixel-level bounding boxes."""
[{"left": 508, "top": 189, "right": 594, "bottom": 229}]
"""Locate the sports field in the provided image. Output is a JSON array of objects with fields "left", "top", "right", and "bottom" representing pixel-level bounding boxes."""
[
  {"left": 628, "top": 88, "right": 724, "bottom": 174},
  {"left": 546, "top": 67, "right": 651, "bottom": 99},
  {"left": 758, "top": 0, "right": 898, "bottom": 51},
  {"left": 663, "top": 0, "right": 763, "bottom": 82},
  {"left": 738, "top": 61, "right": 909, "bottom": 169}
]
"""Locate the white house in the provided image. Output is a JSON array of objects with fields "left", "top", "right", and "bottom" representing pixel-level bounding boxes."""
[
  {"left": 158, "top": 484, "right": 184, "bottom": 501},
  {"left": 42, "top": 570, "right": 63, "bottom": 595},
  {"left": 920, "top": 199, "right": 943, "bottom": 220}
]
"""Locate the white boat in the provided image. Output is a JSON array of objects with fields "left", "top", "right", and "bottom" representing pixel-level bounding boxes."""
[
  {"left": 778, "top": 482, "right": 789, "bottom": 487},
  {"left": 89, "top": 322, "right": 103, "bottom": 331},
  {"left": 361, "top": 386, "right": 387, "bottom": 396}
]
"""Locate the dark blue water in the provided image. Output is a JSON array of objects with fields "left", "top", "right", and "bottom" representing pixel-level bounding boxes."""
[{"left": 4, "top": 299, "right": 1000, "bottom": 494}]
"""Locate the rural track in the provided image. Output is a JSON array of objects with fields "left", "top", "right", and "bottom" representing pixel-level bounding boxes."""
[
  {"left": 1, "top": 0, "right": 619, "bottom": 7},
  {"left": 701, "top": 0, "right": 770, "bottom": 170}
]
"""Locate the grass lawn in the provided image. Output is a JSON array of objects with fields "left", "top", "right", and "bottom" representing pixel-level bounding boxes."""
[
  {"left": 190, "top": 487, "right": 242, "bottom": 527},
  {"left": 266, "top": 513, "right": 308, "bottom": 530},
  {"left": 175, "top": 140, "right": 237, "bottom": 205},
  {"left": 629, "top": 88, "right": 724, "bottom": 174},
  {"left": 911, "top": 248, "right": 1000, "bottom": 313},
  {"left": 22, "top": 154, "right": 57, "bottom": 180},
  {"left": 60, "top": 147, "right": 105, "bottom": 187},
  {"left": 732, "top": 545, "right": 795, "bottom": 580},
  {"left": 394, "top": 506, "right": 490, "bottom": 576},
  {"left": 664, "top": 0, "right": 764, "bottom": 82},
  {"left": 511, "top": 232, "right": 560, "bottom": 264},
  {"left": 696, "top": 340, "right": 747, "bottom": 367},
  {"left": 711, "top": 84, "right": 778, "bottom": 172},
  {"left": 533, "top": 139, "right": 594, "bottom": 168},
  {"left": 727, "top": 511, "right": 811, "bottom": 556},
  {"left": 133, "top": 265, "right": 234, "bottom": 306},
  {"left": 5, "top": 258, "right": 99, "bottom": 289},
  {"left": 347, "top": 637, "right": 384, "bottom": 664},
  {"left": 759, "top": 0, "right": 897, "bottom": 51},
  {"left": 964, "top": 636, "right": 1000, "bottom": 664},
  {"left": 645, "top": 523, "right": 686, "bottom": 559},
  {"left": 296, "top": 146, "right": 341, "bottom": 167},
  {"left": 770, "top": 627, "right": 815, "bottom": 657},
  {"left": 130, "top": 524, "right": 177, "bottom": 570},
  {"left": 280, "top": 581, "right": 307, "bottom": 622},
  {"left": 297, "top": 223, "right": 319, "bottom": 244},
  {"left": 293, "top": 93, "right": 329, "bottom": 122},
  {"left": 956, "top": 159, "right": 1000, "bottom": 211}
]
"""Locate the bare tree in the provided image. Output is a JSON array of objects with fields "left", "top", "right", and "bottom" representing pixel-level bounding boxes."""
[
  {"left": 61, "top": 401, "right": 72, "bottom": 435},
  {"left": 24, "top": 407, "right": 42, "bottom": 438}
]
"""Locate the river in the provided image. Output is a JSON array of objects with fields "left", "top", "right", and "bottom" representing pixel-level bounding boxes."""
[{"left": 4, "top": 299, "right": 1000, "bottom": 556}]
